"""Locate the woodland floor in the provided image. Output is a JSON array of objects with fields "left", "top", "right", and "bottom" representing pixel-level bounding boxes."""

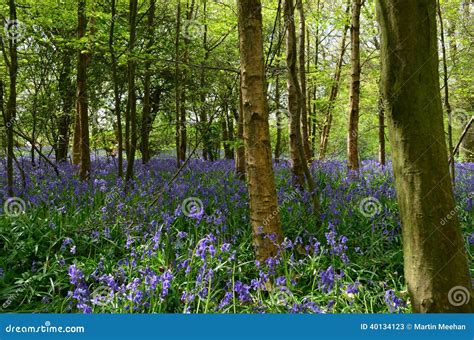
[{"left": 0, "top": 158, "right": 472, "bottom": 313}]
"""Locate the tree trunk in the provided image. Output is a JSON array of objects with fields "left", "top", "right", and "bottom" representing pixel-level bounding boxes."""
[
  {"left": 285, "top": 0, "right": 321, "bottom": 221},
  {"left": 274, "top": 68, "right": 282, "bottom": 163},
  {"left": 235, "top": 79, "right": 246, "bottom": 179},
  {"left": 5, "top": 0, "right": 17, "bottom": 196},
  {"left": 125, "top": 0, "right": 138, "bottom": 181},
  {"left": 319, "top": 0, "right": 350, "bottom": 160},
  {"left": 141, "top": 0, "right": 155, "bottom": 164},
  {"left": 285, "top": 0, "right": 305, "bottom": 187},
  {"left": 76, "top": 0, "right": 91, "bottom": 180},
  {"left": 461, "top": 121, "right": 474, "bottom": 162},
  {"left": 56, "top": 49, "right": 74, "bottom": 163},
  {"left": 200, "top": 0, "right": 211, "bottom": 161},
  {"left": 377, "top": 0, "right": 473, "bottom": 313},
  {"left": 237, "top": 0, "right": 283, "bottom": 261},
  {"left": 297, "top": 0, "right": 311, "bottom": 160},
  {"left": 347, "top": 0, "right": 362, "bottom": 170},
  {"left": 377, "top": 91, "right": 386, "bottom": 166},
  {"left": 310, "top": 0, "right": 321, "bottom": 156},
  {"left": 109, "top": 0, "right": 123, "bottom": 177},
  {"left": 174, "top": 1, "right": 182, "bottom": 168},
  {"left": 437, "top": 0, "right": 455, "bottom": 184}
]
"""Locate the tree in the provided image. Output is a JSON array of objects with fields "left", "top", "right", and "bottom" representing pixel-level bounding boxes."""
[
  {"left": 141, "top": 0, "right": 156, "bottom": 164},
  {"left": 284, "top": 0, "right": 321, "bottom": 220},
  {"left": 284, "top": 0, "right": 305, "bottom": 187},
  {"left": 3, "top": 0, "right": 18, "bottom": 196},
  {"left": 75, "top": 0, "right": 91, "bottom": 180},
  {"left": 237, "top": 0, "right": 283, "bottom": 261},
  {"left": 125, "top": 0, "right": 138, "bottom": 181},
  {"left": 347, "top": 0, "right": 362, "bottom": 170},
  {"left": 319, "top": 0, "right": 350, "bottom": 160},
  {"left": 297, "top": 0, "right": 311, "bottom": 160},
  {"left": 109, "top": 0, "right": 124, "bottom": 176},
  {"left": 377, "top": 0, "right": 473, "bottom": 312}
]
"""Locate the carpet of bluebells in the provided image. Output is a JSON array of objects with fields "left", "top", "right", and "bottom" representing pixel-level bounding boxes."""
[{"left": 0, "top": 158, "right": 472, "bottom": 314}]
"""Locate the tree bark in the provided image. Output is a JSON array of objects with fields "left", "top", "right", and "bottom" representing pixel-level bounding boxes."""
[
  {"left": 274, "top": 67, "right": 282, "bottom": 163},
  {"left": 377, "top": 0, "right": 473, "bottom": 313},
  {"left": 56, "top": 49, "right": 74, "bottom": 163},
  {"left": 437, "top": 0, "right": 455, "bottom": 184},
  {"left": 237, "top": 0, "right": 283, "bottom": 261},
  {"left": 109, "top": 0, "right": 123, "bottom": 177},
  {"left": 235, "top": 78, "right": 246, "bottom": 179},
  {"left": 285, "top": 0, "right": 305, "bottom": 187},
  {"left": 76, "top": 0, "right": 91, "bottom": 180},
  {"left": 347, "top": 0, "right": 362, "bottom": 170},
  {"left": 125, "top": 0, "right": 138, "bottom": 181},
  {"left": 141, "top": 0, "right": 156, "bottom": 164},
  {"left": 285, "top": 0, "right": 321, "bottom": 221},
  {"left": 5, "top": 0, "right": 18, "bottom": 196},
  {"left": 297, "top": 0, "right": 311, "bottom": 160},
  {"left": 377, "top": 91, "right": 386, "bottom": 166},
  {"left": 174, "top": 1, "right": 182, "bottom": 168}
]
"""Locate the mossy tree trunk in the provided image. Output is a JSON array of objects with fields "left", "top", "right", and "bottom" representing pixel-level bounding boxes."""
[{"left": 377, "top": 0, "right": 473, "bottom": 313}]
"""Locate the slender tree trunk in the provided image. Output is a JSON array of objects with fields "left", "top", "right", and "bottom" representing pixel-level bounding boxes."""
[
  {"left": 200, "top": 0, "right": 211, "bottom": 161},
  {"left": 377, "top": 91, "right": 386, "bottom": 166},
  {"left": 297, "top": 0, "right": 311, "bottom": 160},
  {"left": 377, "top": 0, "right": 473, "bottom": 313},
  {"left": 109, "top": 0, "right": 123, "bottom": 177},
  {"left": 141, "top": 0, "right": 156, "bottom": 164},
  {"left": 285, "top": 0, "right": 321, "bottom": 220},
  {"left": 310, "top": 0, "right": 321, "bottom": 156},
  {"left": 5, "top": 0, "right": 17, "bottom": 196},
  {"left": 56, "top": 50, "right": 74, "bottom": 163},
  {"left": 347, "top": 0, "right": 362, "bottom": 170},
  {"left": 237, "top": 0, "right": 283, "bottom": 261},
  {"left": 125, "top": 0, "right": 138, "bottom": 181},
  {"left": 274, "top": 68, "right": 282, "bottom": 163},
  {"left": 285, "top": 0, "right": 305, "bottom": 187},
  {"left": 319, "top": 0, "right": 350, "bottom": 160},
  {"left": 76, "top": 0, "right": 91, "bottom": 180},
  {"left": 437, "top": 0, "right": 455, "bottom": 184},
  {"left": 235, "top": 79, "right": 246, "bottom": 179},
  {"left": 462, "top": 120, "right": 474, "bottom": 162},
  {"left": 174, "top": 2, "right": 182, "bottom": 167}
]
